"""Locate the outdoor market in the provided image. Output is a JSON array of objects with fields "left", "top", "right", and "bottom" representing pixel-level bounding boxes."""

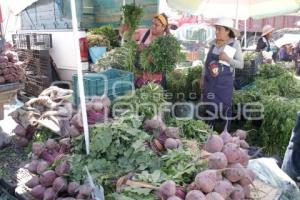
[{"left": 0, "top": 0, "right": 300, "bottom": 199}]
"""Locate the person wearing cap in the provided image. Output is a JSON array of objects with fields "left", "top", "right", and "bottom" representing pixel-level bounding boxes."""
[
  {"left": 201, "top": 18, "right": 243, "bottom": 130},
  {"left": 256, "top": 24, "right": 276, "bottom": 64}
]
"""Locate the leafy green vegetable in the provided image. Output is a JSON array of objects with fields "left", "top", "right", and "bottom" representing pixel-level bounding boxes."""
[
  {"left": 121, "top": 4, "right": 143, "bottom": 41},
  {"left": 141, "top": 35, "right": 182, "bottom": 73},
  {"left": 89, "top": 25, "right": 120, "bottom": 48}
]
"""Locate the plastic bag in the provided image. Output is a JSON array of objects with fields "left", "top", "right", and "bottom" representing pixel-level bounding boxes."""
[{"left": 248, "top": 158, "right": 300, "bottom": 200}]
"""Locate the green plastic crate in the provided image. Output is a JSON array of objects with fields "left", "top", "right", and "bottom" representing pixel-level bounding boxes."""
[{"left": 72, "top": 68, "right": 134, "bottom": 106}]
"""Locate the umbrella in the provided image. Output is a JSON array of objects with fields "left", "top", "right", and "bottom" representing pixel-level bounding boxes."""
[{"left": 166, "top": 0, "right": 300, "bottom": 20}]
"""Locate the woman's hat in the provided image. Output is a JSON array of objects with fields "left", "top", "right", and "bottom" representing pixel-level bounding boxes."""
[
  {"left": 261, "top": 25, "right": 275, "bottom": 37},
  {"left": 214, "top": 18, "right": 240, "bottom": 37}
]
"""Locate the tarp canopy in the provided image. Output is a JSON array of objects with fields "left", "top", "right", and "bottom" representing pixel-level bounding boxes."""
[
  {"left": 166, "top": 0, "right": 300, "bottom": 20},
  {"left": 0, "top": 0, "right": 39, "bottom": 17}
]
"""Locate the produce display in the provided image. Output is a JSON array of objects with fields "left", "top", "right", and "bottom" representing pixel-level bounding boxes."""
[
  {"left": 121, "top": 4, "right": 143, "bottom": 41},
  {"left": 89, "top": 25, "right": 120, "bottom": 49},
  {"left": 0, "top": 49, "right": 24, "bottom": 84}
]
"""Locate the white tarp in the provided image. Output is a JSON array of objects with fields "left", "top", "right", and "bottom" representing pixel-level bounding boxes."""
[{"left": 275, "top": 34, "right": 300, "bottom": 48}]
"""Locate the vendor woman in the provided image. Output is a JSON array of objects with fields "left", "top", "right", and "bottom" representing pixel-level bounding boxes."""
[{"left": 202, "top": 18, "right": 243, "bottom": 130}]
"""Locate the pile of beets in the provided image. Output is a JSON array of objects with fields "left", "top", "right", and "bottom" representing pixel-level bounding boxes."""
[{"left": 157, "top": 129, "right": 255, "bottom": 200}]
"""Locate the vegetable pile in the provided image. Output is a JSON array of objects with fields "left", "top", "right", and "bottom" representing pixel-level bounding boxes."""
[{"left": 0, "top": 49, "right": 24, "bottom": 84}]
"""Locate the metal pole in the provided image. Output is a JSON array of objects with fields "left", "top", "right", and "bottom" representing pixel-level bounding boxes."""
[{"left": 70, "top": 0, "right": 90, "bottom": 155}]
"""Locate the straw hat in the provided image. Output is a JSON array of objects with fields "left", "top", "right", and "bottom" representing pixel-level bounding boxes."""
[
  {"left": 214, "top": 18, "right": 240, "bottom": 37},
  {"left": 261, "top": 25, "right": 275, "bottom": 37}
]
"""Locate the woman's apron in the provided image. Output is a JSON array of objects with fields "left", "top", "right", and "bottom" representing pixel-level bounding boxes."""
[{"left": 203, "top": 43, "right": 234, "bottom": 129}]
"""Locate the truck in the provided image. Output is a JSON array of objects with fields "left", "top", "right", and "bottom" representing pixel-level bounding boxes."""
[{"left": 6, "top": 0, "right": 158, "bottom": 81}]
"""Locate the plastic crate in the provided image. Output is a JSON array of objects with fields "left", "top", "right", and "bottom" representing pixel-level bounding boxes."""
[
  {"left": 12, "top": 33, "right": 52, "bottom": 50},
  {"left": 25, "top": 75, "right": 51, "bottom": 96},
  {"left": 72, "top": 68, "right": 134, "bottom": 106}
]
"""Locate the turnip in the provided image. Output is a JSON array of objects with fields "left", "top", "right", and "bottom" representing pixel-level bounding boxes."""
[
  {"left": 220, "top": 129, "right": 232, "bottom": 144},
  {"left": 205, "top": 135, "right": 223, "bottom": 153},
  {"left": 67, "top": 181, "right": 80, "bottom": 195},
  {"left": 31, "top": 185, "right": 46, "bottom": 199},
  {"left": 167, "top": 196, "right": 182, "bottom": 200},
  {"left": 43, "top": 187, "right": 56, "bottom": 200},
  {"left": 159, "top": 180, "right": 176, "bottom": 199},
  {"left": 213, "top": 179, "right": 233, "bottom": 198},
  {"left": 195, "top": 170, "right": 220, "bottom": 193},
  {"left": 234, "top": 129, "right": 247, "bottom": 140},
  {"left": 164, "top": 127, "right": 180, "bottom": 139},
  {"left": 222, "top": 143, "right": 240, "bottom": 164},
  {"left": 53, "top": 177, "right": 68, "bottom": 192},
  {"left": 15, "top": 136, "right": 29, "bottom": 147},
  {"left": 26, "top": 160, "right": 39, "bottom": 173},
  {"left": 243, "top": 184, "right": 251, "bottom": 198},
  {"left": 13, "top": 124, "right": 26, "bottom": 137},
  {"left": 224, "top": 163, "right": 245, "bottom": 183},
  {"left": 208, "top": 152, "right": 228, "bottom": 169},
  {"left": 69, "top": 125, "right": 81, "bottom": 138},
  {"left": 32, "top": 142, "right": 45, "bottom": 156},
  {"left": 230, "top": 184, "right": 245, "bottom": 200},
  {"left": 185, "top": 190, "right": 206, "bottom": 200},
  {"left": 231, "top": 137, "right": 241, "bottom": 146},
  {"left": 46, "top": 139, "right": 59, "bottom": 151},
  {"left": 240, "top": 140, "right": 250, "bottom": 149},
  {"left": 206, "top": 192, "right": 224, "bottom": 200},
  {"left": 55, "top": 160, "right": 71, "bottom": 176},
  {"left": 39, "top": 170, "right": 57, "bottom": 187},
  {"left": 78, "top": 184, "right": 92, "bottom": 197},
  {"left": 25, "top": 176, "right": 40, "bottom": 188},
  {"left": 164, "top": 138, "right": 179, "bottom": 150},
  {"left": 37, "top": 161, "right": 50, "bottom": 175}
]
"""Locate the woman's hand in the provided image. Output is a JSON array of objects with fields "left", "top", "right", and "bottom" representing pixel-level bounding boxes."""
[{"left": 219, "top": 52, "right": 230, "bottom": 62}]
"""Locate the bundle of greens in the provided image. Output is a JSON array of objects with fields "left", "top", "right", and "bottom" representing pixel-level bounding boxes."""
[
  {"left": 121, "top": 4, "right": 143, "bottom": 41},
  {"left": 89, "top": 25, "right": 120, "bottom": 48},
  {"left": 140, "top": 35, "right": 181, "bottom": 73}
]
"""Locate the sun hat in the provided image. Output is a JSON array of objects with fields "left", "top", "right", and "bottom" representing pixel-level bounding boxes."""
[
  {"left": 261, "top": 25, "right": 275, "bottom": 37},
  {"left": 214, "top": 18, "right": 240, "bottom": 37}
]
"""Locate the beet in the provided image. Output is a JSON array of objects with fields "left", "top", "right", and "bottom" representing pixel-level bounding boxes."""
[
  {"left": 159, "top": 180, "right": 176, "bottom": 199},
  {"left": 37, "top": 161, "right": 50, "bottom": 175},
  {"left": 153, "top": 138, "right": 165, "bottom": 152},
  {"left": 222, "top": 143, "right": 240, "bottom": 164},
  {"left": 13, "top": 124, "right": 26, "bottom": 137},
  {"left": 15, "top": 136, "right": 29, "bottom": 147},
  {"left": 92, "top": 101, "right": 104, "bottom": 112},
  {"left": 46, "top": 139, "right": 59, "bottom": 151},
  {"left": 59, "top": 138, "right": 71, "bottom": 153},
  {"left": 206, "top": 192, "right": 224, "bottom": 200},
  {"left": 79, "top": 184, "right": 92, "bottom": 197},
  {"left": 175, "top": 186, "right": 186, "bottom": 200},
  {"left": 224, "top": 163, "right": 245, "bottom": 183},
  {"left": 208, "top": 152, "right": 228, "bottom": 169},
  {"left": 67, "top": 181, "right": 80, "bottom": 195},
  {"left": 39, "top": 170, "right": 57, "bottom": 187},
  {"left": 144, "top": 119, "right": 161, "bottom": 130},
  {"left": 31, "top": 185, "right": 46, "bottom": 199},
  {"left": 32, "top": 142, "right": 45, "bottom": 156},
  {"left": 187, "top": 182, "right": 198, "bottom": 191},
  {"left": 71, "top": 113, "right": 83, "bottom": 128},
  {"left": 175, "top": 139, "right": 182, "bottom": 147},
  {"left": 231, "top": 137, "right": 241, "bottom": 146},
  {"left": 230, "top": 184, "right": 245, "bottom": 200},
  {"left": 213, "top": 179, "right": 233, "bottom": 198},
  {"left": 234, "top": 129, "right": 247, "bottom": 140},
  {"left": 185, "top": 190, "right": 206, "bottom": 200},
  {"left": 53, "top": 177, "right": 68, "bottom": 192},
  {"left": 243, "top": 184, "right": 251, "bottom": 198},
  {"left": 41, "top": 150, "right": 55, "bottom": 164},
  {"left": 26, "top": 160, "right": 39, "bottom": 173},
  {"left": 195, "top": 170, "right": 219, "bottom": 193},
  {"left": 239, "top": 169, "right": 255, "bottom": 186},
  {"left": 100, "top": 95, "right": 111, "bottom": 108},
  {"left": 43, "top": 187, "right": 56, "bottom": 200},
  {"left": 164, "top": 127, "right": 180, "bottom": 139},
  {"left": 164, "top": 138, "right": 179, "bottom": 150},
  {"left": 69, "top": 125, "right": 81, "bottom": 138},
  {"left": 238, "top": 148, "right": 249, "bottom": 167},
  {"left": 167, "top": 196, "right": 182, "bottom": 200},
  {"left": 205, "top": 135, "right": 224, "bottom": 153},
  {"left": 55, "top": 160, "right": 71, "bottom": 176},
  {"left": 240, "top": 140, "right": 250, "bottom": 149},
  {"left": 25, "top": 176, "right": 40, "bottom": 188},
  {"left": 220, "top": 129, "right": 232, "bottom": 144}
]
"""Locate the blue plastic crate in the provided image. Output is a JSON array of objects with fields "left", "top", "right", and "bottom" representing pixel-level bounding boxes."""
[{"left": 72, "top": 68, "right": 134, "bottom": 106}]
